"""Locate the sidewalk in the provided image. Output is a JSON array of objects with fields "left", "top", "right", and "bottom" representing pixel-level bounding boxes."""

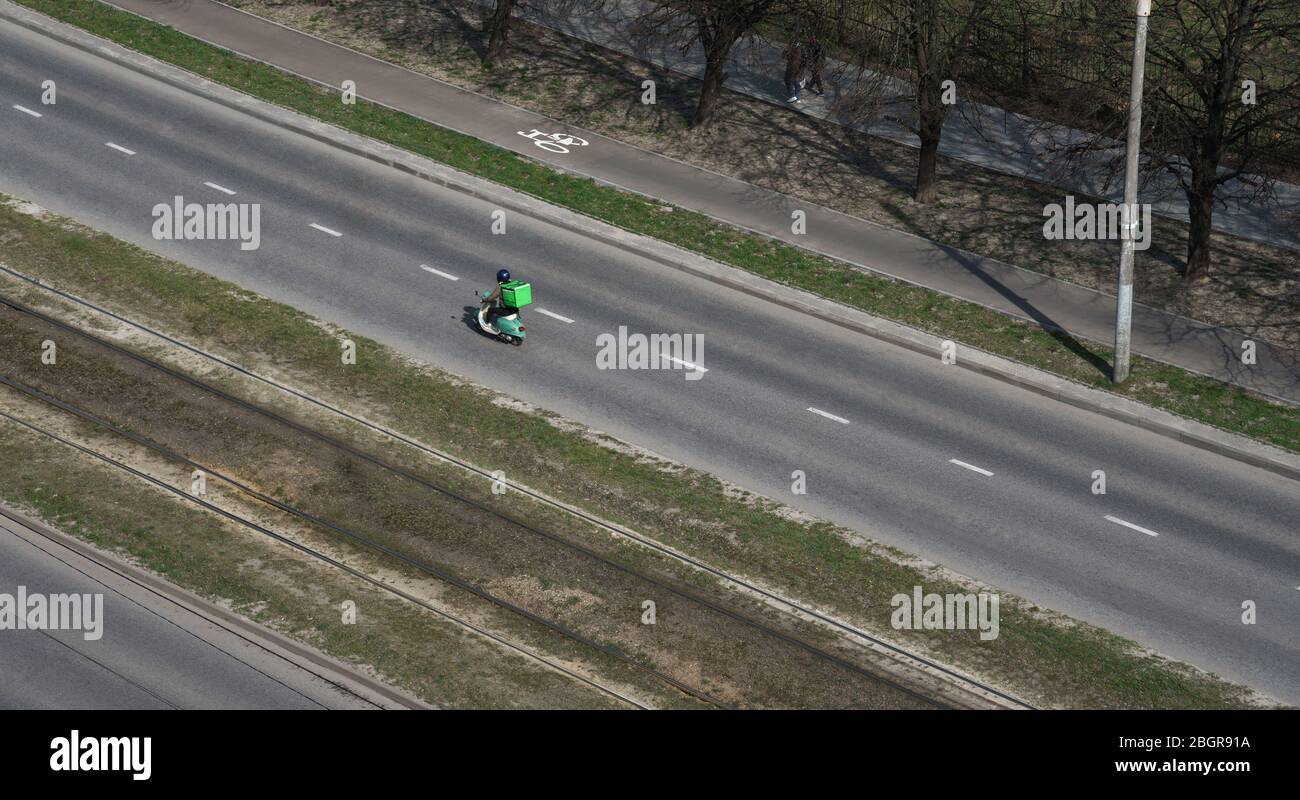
[
  {"left": 518, "top": 0, "right": 1300, "bottom": 253},
  {"left": 75, "top": 1, "right": 1300, "bottom": 403}
]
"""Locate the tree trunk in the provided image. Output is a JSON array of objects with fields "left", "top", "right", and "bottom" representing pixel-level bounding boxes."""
[
  {"left": 910, "top": 0, "right": 948, "bottom": 204},
  {"left": 692, "top": 46, "right": 730, "bottom": 129},
  {"left": 483, "top": 0, "right": 516, "bottom": 66},
  {"left": 914, "top": 79, "right": 946, "bottom": 203},
  {"left": 914, "top": 133, "right": 941, "bottom": 202},
  {"left": 1184, "top": 179, "right": 1216, "bottom": 281}
]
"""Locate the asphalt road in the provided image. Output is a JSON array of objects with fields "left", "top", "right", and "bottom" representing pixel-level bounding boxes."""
[
  {"left": 0, "top": 506, "right": 393, "bottom": 709},
  {"left": 0, "top": 19, "right": 1297, "bottom": 704}
]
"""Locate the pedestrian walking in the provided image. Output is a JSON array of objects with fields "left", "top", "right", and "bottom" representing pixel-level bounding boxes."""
[
  {"left": 805, "top": 34, "right": 826, "bottom": 96},
  {"left": 783, "top": 39, "right": 805, "bottom": 103}
]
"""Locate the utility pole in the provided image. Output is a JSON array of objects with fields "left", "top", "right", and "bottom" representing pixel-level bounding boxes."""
[{"left": 1112, "top": 0, "right": 1152, "bottom": 383}]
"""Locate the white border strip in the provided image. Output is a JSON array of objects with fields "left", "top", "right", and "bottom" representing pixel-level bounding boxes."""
[
  {"left": 1104, "top": 515, "right": 1160, "bottom": 537},
  {"left": 807, "top": 407, "right": 850, "bottom": 424},
  {"left": 419, "top": 264, "right": 458, "bottom": 281},
  {"left": 948, "top": 459, "right": 994, "bottom": 477}
]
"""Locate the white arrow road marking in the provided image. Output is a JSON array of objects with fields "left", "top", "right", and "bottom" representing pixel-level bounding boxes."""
[
  {"left": 807, "top": 407, "right": 850, "bottom": 424},
  {"left": 105, "top": 142, "right": 135, "bottom": 155},
  {"left": 12, "top": 105, "right": 42, "bottom": 118},
  {"left": 309, "top": 223, "right": 343, "bottom": 237},
  {"left": 1104, "top": 515, "right": 1160, "bottom": 537},
  {"left": 203, "top": 181, "right": 237, "bottom": 196},
  {"left": 535, "top": 308, "right": 574, "bottom": 324},
  {"left": 420, "top": 264, "right": 458, "bottom": 281},
  {"left": 948, "top": 459, "right": 994, "bottom": 477}
]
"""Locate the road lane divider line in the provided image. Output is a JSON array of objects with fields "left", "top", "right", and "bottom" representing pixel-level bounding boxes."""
[
  {"left": 948, "top": 459, "right": 994, "bottom": 477},
  {"left": 535, "top": 308, "right": 574, "bottom": 324},
  {"left": 807, "top": 407, "right": 850, "bottom": 424},
  {"left": 419, "top": 264, "right": 458, "bottom": 281},
  {"left": 1104, "top": 515, "right": 1160, "bottom": 537},
  {"left": 203, "top": 181, "right": 237, "bottom": 196},
  {"left": 662, "top": 355, "right": 707, "bottom": 373},
  {"left": 12, "top": 105, "right": 42, "bottom": 118},
  {"left": 105, "top": 142, "right": 135, "bottom": 155},
  {"left": 309, "top": 223, "right": 343, "bottom": 237}
]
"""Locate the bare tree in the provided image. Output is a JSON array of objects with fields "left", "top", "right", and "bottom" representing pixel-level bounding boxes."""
[
  {"left": 483, "top": 0, "right": 518, "bottom": 66},
  {"left": 635, "top": 0, "right": 801, "bottom": 129},
  {"left": 482, "top": 0, "right": 604, "bottom": 67},
  {"left": 905, "top": 0, "right": 991, "bottom": 202},
  {"left": 834, "top": 0, "right": 992, "bottom": 203},
  {"left": 1023, "top": 0, "right": 1300, "bottom": 281},
  {"left": 1138, "top": 0, "right": 1300, "bottom": 280}
]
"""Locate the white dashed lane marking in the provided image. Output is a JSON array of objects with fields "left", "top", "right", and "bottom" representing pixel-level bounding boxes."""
[
  {"left": 948, "top": 459, "right": 994, "bottom": 477},
  {"left": 662, "top": 355, "right": 707, "bottom": 373},
  {"left": 309, "top": 223, "right": 343, "bottom": 237},
  {"left": 807, "top": 407, "right": 850, "bottom": 424},
  {"left": 12, "top": 105, "right": 42, "bottom": 118},
  {"left": 1104, "top": 515, "right": 1160, "bottom": 537},
  {"left": 420, "top": 264, "right": 458, "bottom": 281},
  {"left": 105, "top": 142, "right": 135, "bottom": 155},
  {"left": 204, "top": 181, "right": 237, "bottom": 196},
  {"left": 535, "top": 308, "right": 574, "bottom": 324}
]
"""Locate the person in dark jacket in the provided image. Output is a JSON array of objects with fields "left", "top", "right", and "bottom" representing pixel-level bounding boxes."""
[
  {"left": 805, "top": 34, "right": 826, "bottom": 96},
  {"left": 783, "top": 40, "right": 805, "bottom": 103}
]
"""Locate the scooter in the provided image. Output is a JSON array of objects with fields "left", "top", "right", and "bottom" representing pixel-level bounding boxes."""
[{"left": 476, "top": 291, "right": 526, "bottom": 346}]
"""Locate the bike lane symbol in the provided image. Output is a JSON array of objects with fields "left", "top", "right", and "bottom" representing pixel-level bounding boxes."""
[{"left": 517, "top": 129, "right": 590, "bottom": 154}]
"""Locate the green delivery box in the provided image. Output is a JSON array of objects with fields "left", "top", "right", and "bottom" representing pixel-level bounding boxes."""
[{"left": 501, "top": 280, "right": 533, "bottom": 307}]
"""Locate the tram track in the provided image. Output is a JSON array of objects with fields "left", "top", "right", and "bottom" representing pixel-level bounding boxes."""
[{"left": 0, "top": 283, "right": 1022, "bottom": 708}]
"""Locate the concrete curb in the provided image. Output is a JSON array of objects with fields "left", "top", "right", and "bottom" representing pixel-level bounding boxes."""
[{"left": 4, "top": 0, "right": 1299, "bottom": 484}]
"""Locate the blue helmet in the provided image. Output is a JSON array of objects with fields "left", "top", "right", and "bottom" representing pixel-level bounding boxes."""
[{"left": 496, "top": 269, "right": 511, "bottom": 283}]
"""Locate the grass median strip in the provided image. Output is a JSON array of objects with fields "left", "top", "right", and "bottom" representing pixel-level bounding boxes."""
[
  {"left": 0, "top": 195, "right": 1272, "bottom": 708},
  {"left": 11, "top": 0, "right": 1298, "bottom": 454}
]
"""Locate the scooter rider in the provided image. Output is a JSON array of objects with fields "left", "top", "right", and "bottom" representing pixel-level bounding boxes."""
[{"left": 483, "top": 268, "right": 514, "bottom": 325}]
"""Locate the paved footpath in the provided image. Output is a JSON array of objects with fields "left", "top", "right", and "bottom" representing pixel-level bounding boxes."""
[{"left": 67, "top": 1, "right": 1300, "bottom": 401}]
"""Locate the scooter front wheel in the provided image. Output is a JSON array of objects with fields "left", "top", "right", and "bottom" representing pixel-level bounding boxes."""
[{"left": 509, "top": 336, "right": 523, "bottom": 346}]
